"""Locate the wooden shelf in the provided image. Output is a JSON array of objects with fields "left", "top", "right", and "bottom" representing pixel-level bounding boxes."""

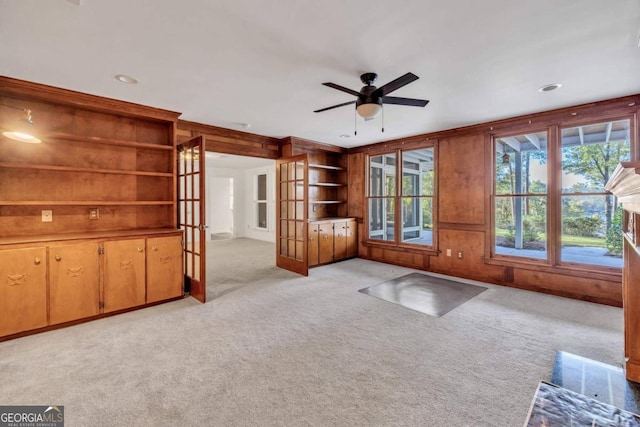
[
  {"left": 0, "top": 201, "right": 173, "bottom": 206},
  {"left": 45, "top": 132, "right": 174, "bottom": 151},
  {"left": 309, "top": 182, "right": 345, "bottom": 187},
  {"left": 310, "top": 200, "right": 345, "bottom": 204},
  {"left": 0, "top": 163, "right": 173, "bottom": 177},
  {"left": 308, "top": 163, "right": 345, "bottom": 171}
]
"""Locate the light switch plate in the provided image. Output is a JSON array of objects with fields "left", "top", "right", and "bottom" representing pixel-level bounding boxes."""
[{"left": 41, "top": 210, "right": 53, "bottom": 222}]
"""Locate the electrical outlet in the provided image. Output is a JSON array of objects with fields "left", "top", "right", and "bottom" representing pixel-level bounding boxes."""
[
  {"left": 446, "top": 249, "right": 452, "bottom": 257},
  {"left": 89, "top": 208, "right": 99, "bottom": 220},
  {"left": 457, "top": 251, "right": 463, "bottom": 259},
  {"left": 41, "top": 210, "right": 52, "bottom": 222}
]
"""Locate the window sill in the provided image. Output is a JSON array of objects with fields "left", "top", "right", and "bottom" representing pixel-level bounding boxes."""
[{"left": 483, "top": 256, "right": 621, "bottom": 281}]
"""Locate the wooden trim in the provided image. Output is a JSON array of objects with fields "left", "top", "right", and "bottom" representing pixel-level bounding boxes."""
[
  {"left": 361, "top": 240, "right": 439, "bottom": 256},
  {"left": 348, "top": 94, "right": 640, "bottom": 154},
  {"left": 438, "top": 222, "right": 485, "bottom": 231},
  {"left": 0, "top": 76, "right": 181, "bottom": 122},
  {"left": 482, "top": 256, "right": 621, "bottom": 282},
  {"left": 0, "top": 229, "right": 182, "bottom": 246},
  {"left": 282, "top": 136, "right": 347, "bottom": 154}
]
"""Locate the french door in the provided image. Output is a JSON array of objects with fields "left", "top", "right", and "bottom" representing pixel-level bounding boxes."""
[
  {"left": 178, "top": 136, "right": 206, "bottom": 302},
  {"left": 276, "top": 155, "right": 308, "bottom": 276}
]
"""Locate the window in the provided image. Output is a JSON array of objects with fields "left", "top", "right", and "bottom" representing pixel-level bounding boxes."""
[
  {"left": 493, "top": 119, "right": 631, "bottom": 268},
  {"left": 494, "top": 131, "right": 548, "bottom": 260},
  {"left": 367, "top": 147, "right": 434, "bottom": 246},
  {"left": 560, "top": 120, "right": 630, "bottom": 267},
  {"left": 255, "top": 173, "right": 267, "bottom": 229}
]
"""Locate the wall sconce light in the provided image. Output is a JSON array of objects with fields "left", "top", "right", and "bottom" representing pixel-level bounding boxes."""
[
  {"left": 0, "top": 104, "right": 42, "bottom": 143},
  {"left": 502, "top": 152, "right": 510, "bottom": 164}
]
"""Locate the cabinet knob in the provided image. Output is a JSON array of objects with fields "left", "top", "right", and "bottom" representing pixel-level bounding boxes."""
[
  {"left": 34, "top": 257, "right": 41, "bottom": 265},
  {"left": 137, "top": 247, "right": 144, "bottom": 253},
  {"left": 309, "top": 237, "right": 314, "bottom": 242},
  {"left": 152, "top": 246, "right": 158, "bottom": 251},
  {"left": 55, "top": 255, "right": 62, "bottom": 261}
]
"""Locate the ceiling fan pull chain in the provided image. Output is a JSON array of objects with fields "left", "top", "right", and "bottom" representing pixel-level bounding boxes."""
[
  {"left": 381, "top": 103, "right": 385, "bottom": 133},
  {"left": 354, "top": 105, "right": 358, "bottom": 136}
]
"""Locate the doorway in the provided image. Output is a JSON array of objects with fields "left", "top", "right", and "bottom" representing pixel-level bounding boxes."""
[{"left": 205, "top": 153, "right": 277, "bottom": 299}]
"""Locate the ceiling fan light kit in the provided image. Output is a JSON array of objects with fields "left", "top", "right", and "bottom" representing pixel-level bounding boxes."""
[{"left": 314, "top": 72, "right": 429, "bottom": 132}]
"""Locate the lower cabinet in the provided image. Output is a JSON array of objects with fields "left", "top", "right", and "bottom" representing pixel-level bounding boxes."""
[
  {"left": 146, "top": 235, "right": 183, "bottom": 303},
  {"left": 0, "top": 231, "right": 183, "bottom": 339},
  {"left": 103, "top": 239, "right": 146, "bottom": 313},
  {"left": 49, "top": 242, "right": 100, "bottom": 325},
  {"left": 308, "top": 218, "right": 357, "bottom": 267},
  {"left": 0, "top": 247, "right": 48, "bottom": 336}
]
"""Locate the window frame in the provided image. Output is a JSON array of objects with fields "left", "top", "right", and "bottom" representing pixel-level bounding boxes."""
[
  {"left": 488, "top": 114, "right": 635, "bottom": 272},
  {"left": 365, "top": 143, "right": 437, "bottom": 250},
  {"left": 254, "top": 171, "right": 269, "bottom": 231}
]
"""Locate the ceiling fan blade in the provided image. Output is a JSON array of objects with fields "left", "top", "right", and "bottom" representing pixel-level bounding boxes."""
[
  {"left": 314, "top": 100, "right": 356, "bottom": 113},
  {"left": 382, "top": 96, "right": 429, "bottom": 107},
  {"left": 322, "top": 82, "right": 360, "bottom": 97},
  {"left": 374, "top": 72, "right": 419, "bottom": 97}
]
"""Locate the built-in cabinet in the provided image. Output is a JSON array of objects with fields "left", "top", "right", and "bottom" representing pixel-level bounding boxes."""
[
  {"left": 0, "top": 76, "right": 184, "bottom": 340},
  {"left": 308, "top": 218, "right": 357, "bottom": 267},
  {"left": 0, "top": 233, "right": 182, "bottom": 339},
  {"left": 278, "top": 138, "right": 357, "bottom": 273}
]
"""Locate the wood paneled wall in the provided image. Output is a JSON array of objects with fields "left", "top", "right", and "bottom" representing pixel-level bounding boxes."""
[
  {"left": 178, "top": 120, "right": 280, "bottom": 159},
  {"left": 349, "top": 94, "right": 640, "bottom": 306}
]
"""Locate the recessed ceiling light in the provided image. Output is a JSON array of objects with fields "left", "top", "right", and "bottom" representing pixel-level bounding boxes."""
[
  {"left": 115, "top": 74, "right": 138, "bottom": 84},
  {"left": 538, "top": 83, "right": 562, "bottom": 92},
  {"left": 339, "top": 134, "right": 350, "bottom": 138}
]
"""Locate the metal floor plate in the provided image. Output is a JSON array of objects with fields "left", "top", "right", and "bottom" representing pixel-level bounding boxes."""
[{"left": 358, "top": 272, "right": 487, "bottom": 317}]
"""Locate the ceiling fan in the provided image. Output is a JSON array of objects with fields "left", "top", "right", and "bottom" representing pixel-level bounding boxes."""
[{"left": 314, "top": 72, "right": 429, "bottom": 120}]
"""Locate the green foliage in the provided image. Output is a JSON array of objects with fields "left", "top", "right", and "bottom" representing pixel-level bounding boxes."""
[
  {"left": 605, "top": 208, "right": 623, "bottom": 256},
  {"left": 562, "top": 215, "right": 603, "bottom": 237},
  {"left": 505, "top": 215, "right": 542, "bottom": 244}
]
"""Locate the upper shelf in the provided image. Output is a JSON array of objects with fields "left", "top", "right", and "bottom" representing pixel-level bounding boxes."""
[
  {"left": 605, "top": 161, "right": 640, "bottom": 214},
  {"left": 44, "top": 132, "right": 174, "bottom": 151},
  {"left": 0, "top": 162, "right": 173, "bottom": 177},
  {"left": 308, "top": 163, "right": 345, "bottom": 171}
]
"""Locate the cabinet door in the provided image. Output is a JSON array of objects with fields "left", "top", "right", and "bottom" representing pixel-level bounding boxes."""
[
  {"left": 146, "top": 235, "right": 183, "bottom": 303},
  {"left": 334, "top": 220, "right": 348, "bottom": 260},
  {"left": 318, "top": 223, "right": 334, "bottom": 264},
  {"left": 346, "top": 219, "right": 358, "bottom": 258},
  {"left": 103, "top": 239, "right": 146, "bottom": 313},
  {"left": 49, "top": 242, "right": 100, "bottom": 325},
  {"left": 0, "top": 247, "right": 47, "bottom": 336},
  {"left": 308, "top": 223, "right": 320, "bottom": 267}
]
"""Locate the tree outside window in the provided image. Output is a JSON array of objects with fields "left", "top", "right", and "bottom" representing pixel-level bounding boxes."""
[{"left": 493, "top": 119, "right": 630, "bottom": 268}]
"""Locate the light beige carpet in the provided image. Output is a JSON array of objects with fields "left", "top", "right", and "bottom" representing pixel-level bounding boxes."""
[{"left": 0, "top": 239, "right": 625, "bottom": 426}]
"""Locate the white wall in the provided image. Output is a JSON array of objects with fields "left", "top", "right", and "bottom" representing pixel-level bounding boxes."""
[
  {"left": 209, "top": 177, "right": 234, "bottom": 234},
  {"left": 206, "top": 167, "right": 246, "bottom": 241},
  {"left": 205, "top": 159, "right": 276, "bottom": 243}
]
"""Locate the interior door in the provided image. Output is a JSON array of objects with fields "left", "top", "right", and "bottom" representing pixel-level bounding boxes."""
[
  {"left": 178, "top": 136, "right": 206, "bottom": 303},
  {"left": 276, "top": 155, "right": 308, "bottom": 275}
]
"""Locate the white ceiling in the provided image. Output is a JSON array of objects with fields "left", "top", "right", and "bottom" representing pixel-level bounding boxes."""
[{"left": 1, "top": 0, "right": 639, "bottom": 148}]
